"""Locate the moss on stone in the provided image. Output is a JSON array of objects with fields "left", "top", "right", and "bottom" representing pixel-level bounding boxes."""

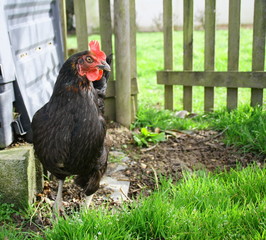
[{"left": 0, "top": 146, "right": 43, "bottom": 209}]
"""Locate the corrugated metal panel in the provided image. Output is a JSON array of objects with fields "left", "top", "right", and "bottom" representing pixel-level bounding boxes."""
[
  {"left": 0, "top": 0, "right": 64, "bottom": 147},
  {"left": 0, "top": 1, "right": 16, "bottom": 84},
  {"left": 0, "top": 1, "right": 16, "bottom": 148},
  {"left": 4, "top": 0, "right": 64, "bottom": 121},
  {"left": 0, "top": 83, "right": 14, "bottom": 148}
]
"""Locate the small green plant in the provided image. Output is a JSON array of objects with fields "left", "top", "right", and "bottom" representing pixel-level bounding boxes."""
[
  {"left": 133, "top": 127, "right": 166, "bottom": 147},
  {"left": 0, "top": 202, "right": 16, "bottom": 222},
  {"left": 108, "top": 154, "right": 124, "bottom": 163}
]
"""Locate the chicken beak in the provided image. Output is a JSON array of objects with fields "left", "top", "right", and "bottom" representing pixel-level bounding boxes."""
[{"left": 96, "top": 61, "right": 111, "bottom": 72}]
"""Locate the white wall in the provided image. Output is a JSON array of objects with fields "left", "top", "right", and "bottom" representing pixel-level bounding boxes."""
[
  {"left": 135, "top": 0, "right": 254, "bottom": 31},
  {"left": 85, "top": 0, "right": 255, "bottom": 33}
]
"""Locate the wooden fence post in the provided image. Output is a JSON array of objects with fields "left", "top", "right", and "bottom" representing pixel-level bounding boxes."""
[
  {"left": 114, "top": 0, "right": 131, "bottom": 127},
  {"left": 227, "top": 0, "right": 241, "bottom": 110},
  {"left": 183, "top": 0, "right": 193, "bottom": 112},
  {"left": 130, "top": 0, "right": 138, "bottom": 121},
  {"left": 99, "top": 0, "right": 115, "bottom": 120},
  {"left": 251, "top": 0, "right": 266, "bottom": 107},
  {"left": 59, "top": 0, "right": 68, "bottom": 60},
  {"left": 204, "top": 0, "right": 216, "bottom": 112},
  {"left": 99, "top": 0, "right": 113, "bottom": 80},
  {"left": 73, "top": 0, "right": 88, "bottom": 51},
  {"left": 163, "top": 0, "right": 173, "bottom": 110}
]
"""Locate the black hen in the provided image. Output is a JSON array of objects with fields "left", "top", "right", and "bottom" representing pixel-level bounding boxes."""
[{"left": 31, "top": 41, "right": 111, "bottom": 212}]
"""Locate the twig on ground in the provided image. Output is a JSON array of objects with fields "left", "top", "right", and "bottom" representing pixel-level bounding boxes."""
[
  {"left": 120, "top": 187, "right": 133, "bottom": 202},
  {"left": 149, "top": 165, "right": 159, "bottom": 190},
  {"left": 141, "top": 144, "right": 158, "bottom": 152},
  {"left": 30, "top": 197, "right": 45, "bottom": 225},
  {"left": 197, "top": 127, "right": 229, "bottom": 144}
]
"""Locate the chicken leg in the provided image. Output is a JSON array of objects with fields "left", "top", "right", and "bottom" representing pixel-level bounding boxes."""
[
  {"left": 53, "top": 179, "right": 64, "bottom": 214},
  {"left": 83, "top": 194, "right": 94, "bottom": 210}
]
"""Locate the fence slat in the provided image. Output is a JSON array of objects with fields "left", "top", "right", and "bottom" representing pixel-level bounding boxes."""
[
  {"left": 163, "top": 0, "right": 173, "bottom": 110},
  {"left": 99, "top": 0, "right": 113, "bottom": 81},
  {"left": 227, "top": 0, "right": 241, "bottom": 110},
  {"left": 73, "top": 0, "right": 88, "bottom": 51},
  {"left": 59, "top": 0, "right": 67, "bottom": 60},
  {"left": 114, "top": 0, "right": 131, "bottom": 127},
  {"left": 157, "top": 71, "right": 266, "bottom": 88},
  {"left": 204, "top": 0, "right": 216, "bottom": 112},
  {"left": 204, "top": 0, "right": 215, "bottom": 112},
  {"left": 106, "top": 78, "right": 138, "bottom": 98},
  {"left": 183, "top": 0, "right": 193, "bottom": 112},
  {"left": 99, "top": 0, "right": 114, "bottom": 120},
  {"left": 130, "top": 0, "right": 137, "bottom": 80},
  {"left": 130, "top": 0, "right": 137, "bottom": 121},
  {"left": 251, "top": 0, "right": 266, "bottom": 106}
]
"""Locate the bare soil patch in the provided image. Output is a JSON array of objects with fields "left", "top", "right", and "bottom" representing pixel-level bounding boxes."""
[
  {"left": 37, "top": 123, "right": 265, "bottom": 208},
  {"left": 106, "top": 124, "right": 265, "bottom": 198}
]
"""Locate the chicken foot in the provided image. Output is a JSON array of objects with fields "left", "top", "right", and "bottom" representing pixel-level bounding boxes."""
[
  {"left": 83, "top": 194, "right": 94, "bottom": 210},
  {"left": 53, "top": 179, "right": 64, "bottom": 215}
]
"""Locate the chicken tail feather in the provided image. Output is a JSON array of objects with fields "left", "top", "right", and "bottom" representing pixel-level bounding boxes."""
[{"left": 75, "top": 147, "right": 108, "bottom": 196}]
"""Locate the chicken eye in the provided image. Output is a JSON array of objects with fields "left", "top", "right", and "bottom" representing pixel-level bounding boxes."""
[{"left": 86, "top": 56, "right": 94, "bottom": 63}]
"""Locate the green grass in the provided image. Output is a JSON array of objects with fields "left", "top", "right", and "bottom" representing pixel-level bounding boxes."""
[
  {"left": 0, "top": 201, "right": 31, "bottom": 240},
  {"left": 135, "top": 29, "right": 266, "bottom": 111},
  {"left": 207, "top": 106, "right": 266, "bottom": 154},
  {"left": 2, "top": 165, "right": 265, "bottom": 239},
  {"left": 133, "top": 105, "right": 266, "bottom": 155},
  {"left": 132, "top": 104, "right": 209, "bottom": 130},
  {"left": 66, "top": 29, "right": 266, "bottom": 112},
  {"left": 38, "top": 165, "right": 266, "bottom": 239}
]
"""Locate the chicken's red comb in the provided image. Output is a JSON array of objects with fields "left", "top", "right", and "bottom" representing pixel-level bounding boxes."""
[{"left": 88, "top": 40, "right": 106, "bottom": 61}]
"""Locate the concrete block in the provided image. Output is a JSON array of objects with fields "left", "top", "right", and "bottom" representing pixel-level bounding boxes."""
[{"left": 0, "top": 145, "right": 43, "bottom": 209}]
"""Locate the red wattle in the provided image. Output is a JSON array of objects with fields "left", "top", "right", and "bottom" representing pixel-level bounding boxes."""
[{"left": 86, "top": 69, "right": 103, "bottom": 81}]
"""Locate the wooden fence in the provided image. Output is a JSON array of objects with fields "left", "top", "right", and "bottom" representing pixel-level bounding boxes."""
[
  {"left": 157, "top": 0, "right": 266, "bottom": 112},
  {"left": 60, "top": 0, "right": 138, "bottom": 127}
]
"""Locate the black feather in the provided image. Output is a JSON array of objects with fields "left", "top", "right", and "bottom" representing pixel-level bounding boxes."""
[
  {"left": 93, "top": 53, "right": 113, "bottom": 114},
  {"left": 31, "top": 51, "right": 111, "bottom": 196}
]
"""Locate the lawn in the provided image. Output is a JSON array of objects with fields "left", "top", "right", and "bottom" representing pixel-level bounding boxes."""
[
  {"left": 42, "top": 165, "right": 266, "bottom": 240},
  {"left": 68, "top": 28, "right": 266, "bottom": 112},
  {"left": 1, "top": 165, "right": 266, "bottom": 239},
  {"left": 136, "top": 29, "right": 265, "bottom": 111}
]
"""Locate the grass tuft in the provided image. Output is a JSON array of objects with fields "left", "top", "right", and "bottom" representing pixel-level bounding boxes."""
[
  {"left": 41, "top": 165, "right": 266, "bottom": 239},
  {"left": 207, "top": 106, "right": 266, "bottom": 154},
  {"left": 133, "top": 104, "right": 266, "bottom": 155}
]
